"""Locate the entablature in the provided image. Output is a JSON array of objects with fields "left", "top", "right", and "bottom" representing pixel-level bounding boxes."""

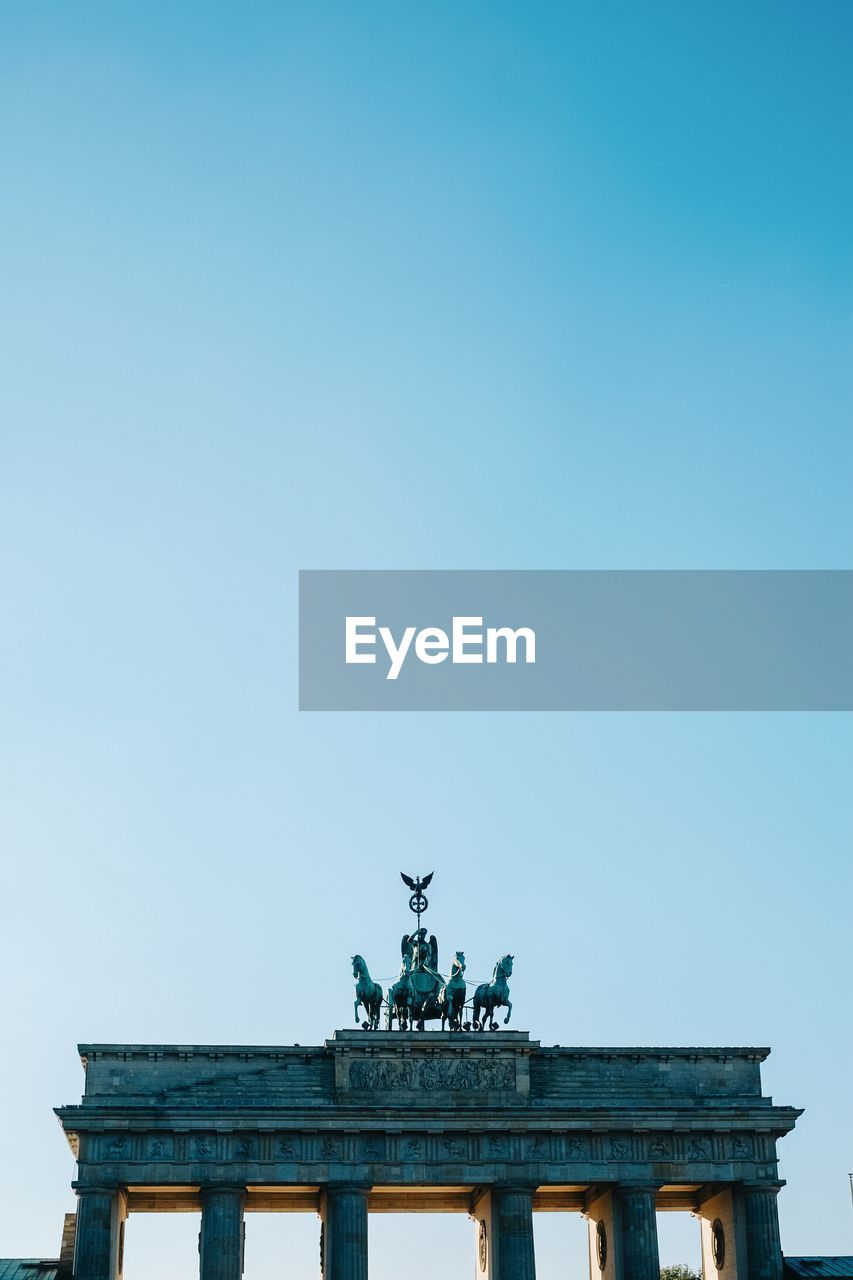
[{"left": 56, "top": 1034, "right": 801, "bottom": 1199}]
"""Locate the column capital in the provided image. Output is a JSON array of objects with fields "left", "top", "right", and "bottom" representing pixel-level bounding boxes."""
[
  {"left": 324, "top": 1182, "right": 372, "bottom": 1196},
  {"left": 73, "top": 1184, "right": 122, "bottom": 1197},
  {"left": 200, "top": 1184, "right": 247, "bottom": 1196},
  {"left": 739, "top": 1181, "right": 784, "bottom": 1196}
]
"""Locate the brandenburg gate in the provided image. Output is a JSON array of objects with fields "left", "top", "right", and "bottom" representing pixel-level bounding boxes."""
[{"left": 55, "top": 875, "right": 801, "bottom": 1278}]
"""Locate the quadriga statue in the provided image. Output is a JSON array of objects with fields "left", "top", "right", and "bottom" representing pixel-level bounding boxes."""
[{"left": 354, "top": 871, "right": 515, "bottom": 1032}]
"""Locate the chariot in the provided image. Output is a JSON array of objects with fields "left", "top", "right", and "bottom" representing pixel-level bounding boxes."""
[{"left": 352, "top": 871, "right": 513, "bottom": 1032}]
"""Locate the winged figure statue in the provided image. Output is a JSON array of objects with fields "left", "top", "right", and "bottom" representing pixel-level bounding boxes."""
[{"left": 401, "top": 926, "right": 438, "bottom": 975}]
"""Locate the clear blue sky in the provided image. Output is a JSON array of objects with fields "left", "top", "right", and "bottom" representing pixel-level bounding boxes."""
[{"left": 1, "top": 2, "right": 851, "bottom": 1273}]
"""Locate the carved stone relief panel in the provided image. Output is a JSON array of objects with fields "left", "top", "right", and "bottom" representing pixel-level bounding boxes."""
[{"left": 347, "top": 1058, "right": 516, "bottom": 1092}]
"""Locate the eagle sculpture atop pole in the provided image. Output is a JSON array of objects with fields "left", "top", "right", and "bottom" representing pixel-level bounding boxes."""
[{"left": 400, "top": 870, "right": 433, "bottom": 925}]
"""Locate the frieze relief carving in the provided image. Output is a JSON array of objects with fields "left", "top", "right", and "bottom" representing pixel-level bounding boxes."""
[
  {"left": 442, "top": 1137, "right": 466, "bottom": 1158},
  {"left": 348, "top": 1058, "right": 515, "bottom": 1092},
  {"left": 89, "top": 1125, "right": 760, "bottom": 1170},
  {"left": 147, "top": 1137, "right": 174, "bottom": 1159}
]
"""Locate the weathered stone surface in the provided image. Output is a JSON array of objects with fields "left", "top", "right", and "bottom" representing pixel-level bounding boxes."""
[
  {"left": 57, "top": 1033, "right": 799, "bottom": 1207},
  {"left": 617, "top": 1186, "right": 660, "bottom": 1280},
  {"left": 322, "top": 1185, "right": 369, "bottom": 1280},
  {"left": 72, "top": 1189, "right": 123, "bottom": 1280},
  {"left": 55, "top": 1031, "right": 801, "bottom": 1278},
  {"left": 741, "top": 1185, "right": 784, "bottom": 1280},
  {"left": 492, "top": 1187, "right": 537, "bottom": 1280},
  {"left": 199, "top": 1187, "right": 244, "bottom": 1280},
  {"left": 332, "top": 1031, "right": 527, "bottom": 1099}
]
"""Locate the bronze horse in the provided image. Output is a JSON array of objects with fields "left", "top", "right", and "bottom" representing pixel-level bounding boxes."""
[
  {"left": 386, "top": 967, "right": 413, "bottom": 1030},
  {"left": 472, "top": 954, "right": 513, "bottom": 1030},
  {"left": 352, "top": 955, "right": 383, "bottom": 1030},
  {"left": 438, "top": 951, "right": 467, "bottom": 1030}
]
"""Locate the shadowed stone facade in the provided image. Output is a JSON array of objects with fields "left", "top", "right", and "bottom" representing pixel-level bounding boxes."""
[{"left": 55, "top": 1031, "right": 802, "bottom": 1279}]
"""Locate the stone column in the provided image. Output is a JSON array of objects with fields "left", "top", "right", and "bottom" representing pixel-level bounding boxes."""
[
  {"left": 474, "top": 1186, "right": 536, "bottom": 1280},
  {"left": 73, "top": 1187, "right": 124, "bottom": 1280},
  {"left": 740, "top": 1185, "right": 783, "bottom": 1280},
  {"left": 614, "top": 1186, "right": 660, "bottom": 1280},
  {"left": 199, "top": 1186, "right": 246, "bottom": 1280},
  {"left": 322, "top": 1185, "right": 370, "bottom": 1280},
  {"left": 493, "top": 1187, "right": 536, "bottom": 1280}
]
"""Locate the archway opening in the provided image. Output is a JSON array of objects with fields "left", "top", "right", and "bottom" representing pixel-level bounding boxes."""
[
  {"left": 657, "top": 1209, "right": 702, "bottom": 1275},
  {"left": 243, "top": 1210, "right": 319, "bottom": 1279},
  {"left": 533, "top": 1210, "right": 589, "bottom": 1277},
  {"left": 368, "top": 1211, "right": 474, "bottom": 1279},
  {"left": 122, "top": 1210, "right": 200, "bottom": 1280}
]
